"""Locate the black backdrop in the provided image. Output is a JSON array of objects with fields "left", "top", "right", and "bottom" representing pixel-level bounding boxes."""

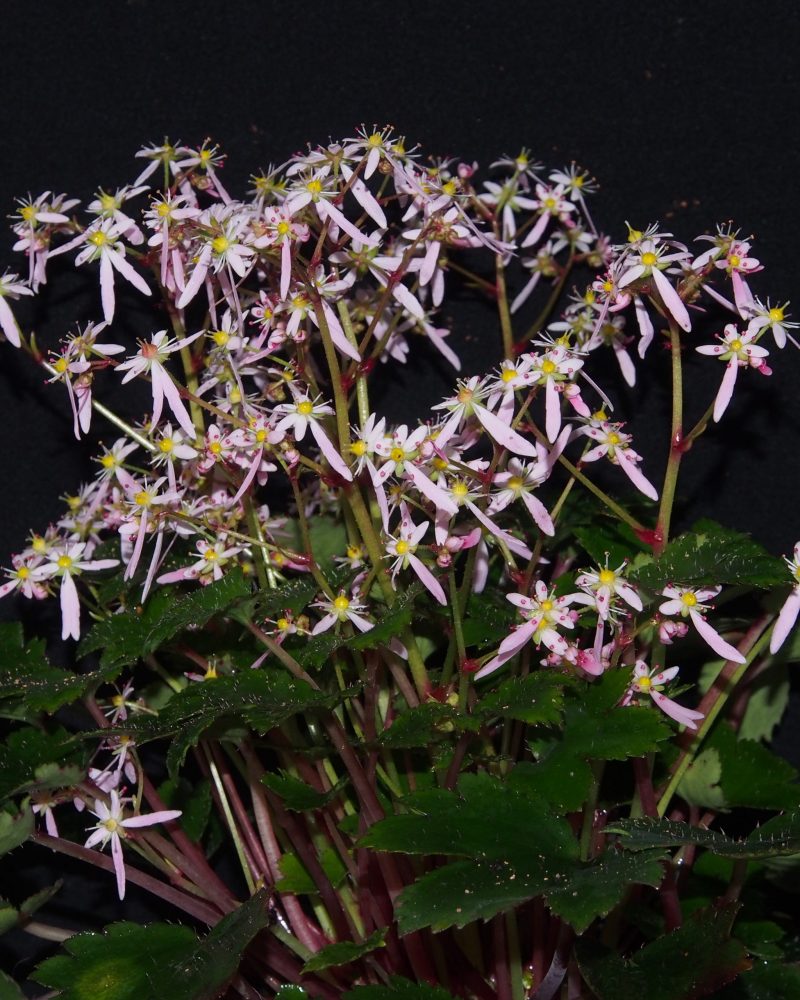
[{"left": 1, "top": 0, "right": 799, "bottom": 984}]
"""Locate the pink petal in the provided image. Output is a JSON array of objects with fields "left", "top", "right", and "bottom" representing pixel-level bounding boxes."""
[
  {"left": 408, "top": 553, "right": 446, "bottom": 604},
  {"left": 108, "top": 248, "right": 152, "bottom": 297},
  {"left": 59, "top": 572, "right": 81, "bottom": 641},
  {"left": 545, "top": 378, "right": 561, "bottom": 443},
  {"left": 634, "top": 296, "right": 655, "bottom": 358},
  {"left": 99, "top": 253, "right": 116, "bottom": 323},
  {"left": 474, "top": 403, "right": 537, "bottom": 457},
  {"left": 0, "top": 297, "right": 22, "bottom": 347},
  {"left": 156, "top": 365, "right": 196, "bottom": 438},
  {"left": 177, "top": 244, "right": 211, "bottom": 309},
  {"left": 321, "top": 300, "right": 360, "bottom": 361},
  {"left": 713, "top": 359, "right": 738, "bottom": 422},
  {"left": 690, "top": 609, "right": 746, "bottom": 663},
  {"left": 770, "top": 588, "right": 800, "bottom": 654},
  {"left": 122, "top": 809, "right": 182, "bottom": 829},
  {"left": 318, "top": 200, "right": 378, "bottom": 247},
  {"left": 308, "top": 421, "right": 353, "bottom": 481},
  {"left": 405, "top": 463, "right": 458, "bottom": 515},
  {"left": 111, "top": 833, "right": 126, "bottom": 899},
  {"left": 615, "top": 448, "right": 659, "bottom": 501},
  {"left": 280, "top": 238, "right": 292, "bottom": 300},
  {"left": 652, "top": 267, "right": 691, "bottom": 332},
  {"left": 521, "top": 493, "right": 555, "bottom": 536},
  {"left": 651, "top": 691, "right": 704, "bottom": 730}
]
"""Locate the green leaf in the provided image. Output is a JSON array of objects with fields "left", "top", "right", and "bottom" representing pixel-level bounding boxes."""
[
  {"left": 261, "top": 771, "right": 346, "bottom": 811},
  {"left": 576, "top": 904, "right": 750, "bottom": 999},
  {"left": 275, "top": 848, "right": 347, "bottom": 895},
  {"left": 0, "top": 623, "right": 88, "bottom": 713},
  {"left": 120, "top": 669, "right": 338, "bottom": 776},
  {"left": 738, "top": 662, "right": 791, "bottom": 743},
  {"left": 507, "top": 755, "right": 594, "bottom": 814},
  {"left": 362, "top": 774, "right": 662, "bottom": 933},
  {"left": 156, "top": 777, "right": 212, "bottom": 843},
  {"left": 0, "top": 969, "right": 26, "bottom": 999},
  {"left": 721, "top": 961, "right": 800, "bottom": 999},
  {"left": 558, "top": 670, "right": 672, "bottom": 761},
  {"left": 682, "top": 723, "right": 800, "bottom": 811},
  {"left": 78, "top": 570, "right": 252, "bottom": 671},
  {"left": 343, "top": 976, "right": 456, "bottom": 999},
  {"left": 475, "top": 673, "right": 565, "bottom": 725},
  {"left": 0, "top": 726, "right": 85, "bottom": 801},
  {"left": 545, "top": 848, "right": 666, "bottom": 934},
  {"left": 377, "top": 702, "right": 479, "bottom": 749},
  {"left": 608, "top": 812, "right": 800, "bottom": 858},
  {"left": 734, "top": 921, "right": 785, "bottom": 960},
  {"left": 677, "top": 748, "right": 727, "bottom": 809},
  {"left": 302, "top": 927, "right": 388, "bottom": 973},
  {"left": 631, "top": 519, "right": 786, "bottom": 591},
  {"left": 0, "top": 803, "right": 33, "bottom": 857},
  {"left": 0, "top": 881, "right": 62, "bottom": 937},
  {"left": 275, "top": 989, "right": 310, "bottom": 1000},
  {"left": 33, "top": 890, "right": 270, "bottom": 1000},
  {"left": 574, "top": 519, "right": 649, "bottom": 568},
  {"left": 460, "top": 592, "right": 518, "bottom": 649}
]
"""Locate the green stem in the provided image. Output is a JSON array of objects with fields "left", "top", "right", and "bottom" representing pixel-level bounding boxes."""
[
  {"left": 656, "top": 619, "right": 771, "bottom": 817},
  {"left": 337, "top": 300, "right": 370, "bottom": 427},
  {"left": 654, "top": 320, "right": 684, "bottom": 554},
  {"left": 496, "top": 254, "right": 515, "bottom": 361}
]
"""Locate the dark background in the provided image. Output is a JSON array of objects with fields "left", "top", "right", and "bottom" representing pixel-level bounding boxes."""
[{"left": 1, "top": 0, "right": 799, "bottom": 987}]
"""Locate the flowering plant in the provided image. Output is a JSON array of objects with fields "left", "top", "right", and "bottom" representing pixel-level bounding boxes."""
[{"left": 2, "top": 129, "right": 800, "bottom": 999}]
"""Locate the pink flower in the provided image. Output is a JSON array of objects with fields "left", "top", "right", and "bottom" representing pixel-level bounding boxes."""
[
  {"left": 625, "top": 661, "right": 704, "bottom": 730},
  {"left": 695, "top": 323, "right": 770, "bottom": 421},
  {"left": 84, "top": 789, "right": 181, "bottom": 900},
  {"left": 48, "top": 219, "right": 152, "bottom": 323},
  {"left": 0, "top": 271, "right": 33, "bottom": 348},
  {"left": 310, "top": 591, "right": 374, "bottom": 635},
  {"left": 272, "top": 391, "right": 353, "bottom": 482},
  {"left": 475, "top": 581, "right": 583, "bottom": 679},
  {"left": 575, "top": 560, "right": 642, "bottom": 621},
  {"left": 659, "top": 585, "right": 746, "bottom": 663},
  {"left": 616, "top": 237, "right": 692, "bottom": 333},
  {"left": 39, "top": 543, "right": 119, "bottom": 640},
  {"left": 579, "top": 420, "right": 659, "bottom": 501},
  {"left": 384, "top": 504, "right": 446, "bottom": 605},
  {"left": 116, "top": 330, "right": 202, "bottom": 438},
  {"left": 770, "top": 542, "right": 800, "bottom": 654}
]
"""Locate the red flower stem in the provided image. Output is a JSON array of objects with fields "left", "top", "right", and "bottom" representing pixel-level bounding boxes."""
[
  {"left": 631, "top": 756, "right": 658, "bottom": 818},
  {"left": 211, "top": 744, "right": 272, "bottom": 879},
  {"left": 140, "top": 773, "right": 239, "bottom": 907},
  {"left": 33, "top": 833, "right": 222, "bottom": 924},
  {"left": 533, "top": 922, "right": 574, "bottom": 1000},
  {"left": 492, "top": 914, "right": 513, "bottom": 1000},
  {"left": 241, "top": 745, "right": 326, "bottom": 953}
]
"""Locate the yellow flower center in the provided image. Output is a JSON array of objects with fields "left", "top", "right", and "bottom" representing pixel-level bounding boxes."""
[
  {"left": 730, "top": 339, "right": 743, "bottom": 351},
  {"left": 729, "top": 254, "right": 741, "bottom": 268},
  {"left": 368, "top": 132, "right": 383, "bottom": 147},
  {"left": 628, "top": 227, "right": 643, "bottom": 243},
  {"left": 53, "top": 357, "right": 69, "bottom": 374},
  {"left": 334, "top": 595, "right": 350, "bottom": 611},
  {"left": 451, "top": 481, "right": 469, "bottom": 498},
  {"left": 159, "top": 438, "right": 174, "bottom": 453},
  {"left": 395, "top": 540, "right": 409, "bottom": 555},
  {"left": 88, "top": 231, "right": 108, "bottom": 247},
  {"left": 540, "top": 599, "right": 554, "bottom": 612},
  {"left": 681, "top": 592, "right": 697, "bottom": 607},
  {"left": 457, "top": 386, "right": 474, "bottom": 405},
  {"left": 204, "top": 549, "right": 218, "bottom": 561},
  {"left": 212, "top": 235, "right": 230, "bottom": 254},
  {"left": 133, "top": 490, "right": 151, "bottom": 508},
  {"left": 442, "top": 180, "right": 457, "bottom": 197},
  {"left": 507, "top": 475, "right": 525, "bottom": 491},
  {"left": 641, "top": 251, "right": 657, "bottom": 267},
  {"left": 156, "top": 202, "right": 172, "bottom": 218},
  {"left": 637, "top": 675, "right": 652, "bottom": 691},
  {"left": 212, "top": 330, "right": 229, "bottom": 346},
  {"left": 543, "top": 197, "right": 556, "bottom": 211},
  {"left": 101, "top": 453, "right": 117, "bottom": 468},
  {"left": 432, "top": 456, "right": 448, "bottom": 471},
  {"left": 350, "top": 440, "right": 367, "bottom": 456},
  {"left": 103, "top": 818, "right": 120, "bottom": 833},
  {"left": 276, "top": 617, "right": 290, "bottom": 631},
  {"left": 307, "top": 179, "right": 322, "bottom": 195},
  {"left": 17, "top": 566, "right": 30, "bottom": 580},
  {"left": 297, "top": 400, "right": 314, "bottom": 416},
  {"left": 31, "top": 536, "right": 47, "bottom": 554},
  {"left": 390, "top": 446, "right": 405, "bottom": 463},
  {"left": 100, "top": 193, "right": 117, "bottom": 211},
  {"left": 20, "top": 204, "right": 37, "bottom": 222},
  {"left": 541, "top": 359, "right": 557, "bottom": 375},
  {"left": 607, "top": 432, "right": 621, "bottom": 446},
  {"left": 57, "top": 555, "right": 73, "bottom": 570},
  {"left": 209, "top": 440, "right": 222, "bottom": 454},
  {"left": 599, "top": 568, "right": 616, "bottom": 586},
  {"left": 346, "top": 545, "right": 363, "bottom": 561},
  {"left": 501, "top": 367, "right": 517, "bottom": 383},
  {"left": 769, "top": 307, "right": 785, "bottom": 323}
]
